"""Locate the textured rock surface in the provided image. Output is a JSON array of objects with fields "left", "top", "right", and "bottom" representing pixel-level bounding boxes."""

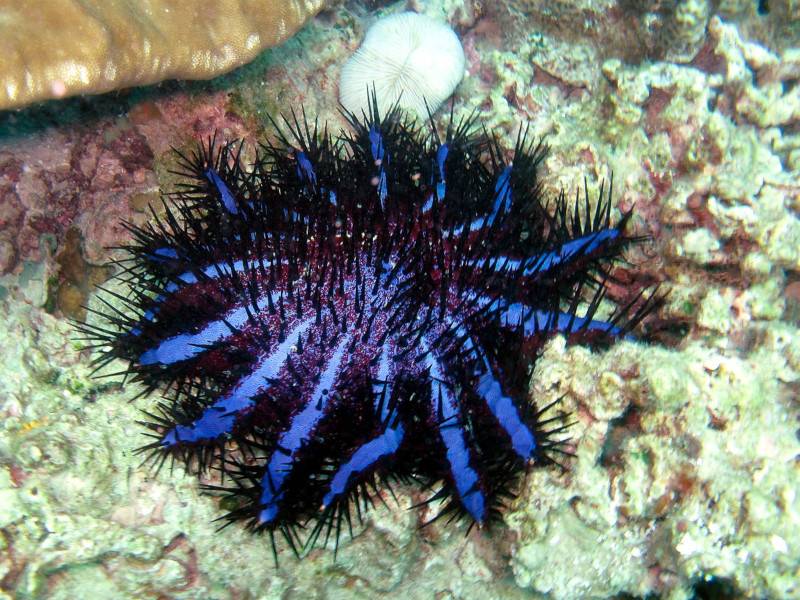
[
  {"left": 1, "top": 0, "right": 799, "bottom": 598},
  {"left": 0, "top": 0, "right": 328, "bottom": 111},
  {"left": 507, "top": 336, "right": 800, "bottom": 600}
]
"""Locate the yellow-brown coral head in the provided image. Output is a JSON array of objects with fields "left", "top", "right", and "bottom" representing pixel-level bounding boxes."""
[{"left": 0, "top": 0, "right": 328, "bottom": 111}]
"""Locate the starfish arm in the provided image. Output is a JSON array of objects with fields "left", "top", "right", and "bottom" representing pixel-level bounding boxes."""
[
  {"left": 160, "top": 317, "right": 314, "bottom": 445},
  {"left": 204, "top": 166, "right": 239, "bottom": 214},
  {"left": 321, "top": 424, "right": 405, "bottom": 509},
  {"left": 258, "top": 333, "right": 351, "bottom": 524},
  {"left": 528, "top": 230, "right": 620, "bottom": 273},
  {"left": 133, "top": 255, "right": 279, "bottom": 328},
  {"left": 424, "top": 344, "right": 486, "bottom": 524},
  {"left": 500, "top": 303, "right": 627, "bottom": 338},
  {"left": 475, "top": 356, "right": 537, "bottom": 459},
  {"left": 464, "top": 228, "right": 622, "bottom": 281},
  {"left": 368, "top": 125, "right": 388, "bottom": 206},
  {"left": 320, "top": 346, "right": 401, "bottom": 508},
  {"left": 139, "top": 291, "right": 281, "bottom": 365}
]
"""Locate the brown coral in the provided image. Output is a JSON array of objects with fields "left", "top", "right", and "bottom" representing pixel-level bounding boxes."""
[{"left": 0, "top": 0, "right": 328, "bottom": 111}]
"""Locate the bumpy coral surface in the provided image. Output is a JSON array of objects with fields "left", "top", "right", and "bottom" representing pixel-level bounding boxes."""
[{"left": 0, "top": 0, "right": 328, "bottom": 110}]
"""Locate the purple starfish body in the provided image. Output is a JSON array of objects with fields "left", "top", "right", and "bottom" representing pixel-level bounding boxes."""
[{"left": 83, "top": 102, "right": 657, "bottom": 555}]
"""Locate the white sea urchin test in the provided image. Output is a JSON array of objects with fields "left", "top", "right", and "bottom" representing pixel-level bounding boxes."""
[{"left": 338, "top": 11, "right": 466, "bottom": 119}]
